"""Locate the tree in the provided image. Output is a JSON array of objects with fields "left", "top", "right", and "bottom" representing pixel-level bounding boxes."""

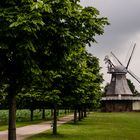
[
  {"left": 57, "top": 50, "right": 103, "bottom": 123},
  {"left": 0, "top": 84, "right": 8, "bottom": 109},
  {"left": 0, "top": 0, "right": 108, "bottom": 139},
  {"left": 104, "top": 83, "right": 110, "bottom": 95},
  {"left": 83, "top": 53, "right": 103, "bottom": 110},
  {"left": 127, "top": 79, "right": 140, "bottom": 96},
  {"left": 30, "top": 0, "right": 108, "bottom": 134},
  {"left": 0, "top": 1, "right": 47, "bottom": 139}
]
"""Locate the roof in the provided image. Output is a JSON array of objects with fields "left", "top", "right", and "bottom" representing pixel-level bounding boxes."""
[{"left": 102, "top": 96, "right": 140, "bottom": 101}]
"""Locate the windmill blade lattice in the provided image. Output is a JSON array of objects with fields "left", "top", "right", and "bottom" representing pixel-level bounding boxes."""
[
  {"left": 128, "top": 69, "right": 140, "bottom": 84},
  {"left": 110, "top": 45, "right": 140, "bottom": 85}
]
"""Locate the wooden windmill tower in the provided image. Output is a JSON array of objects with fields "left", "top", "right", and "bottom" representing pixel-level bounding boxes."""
[{"left": 102, "top": 44, "right": 140, "bottom": 112}]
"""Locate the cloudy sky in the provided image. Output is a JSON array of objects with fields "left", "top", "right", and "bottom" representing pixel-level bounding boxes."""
[{"left": 80, "top": 0, "right": 140, "bottom": 91}]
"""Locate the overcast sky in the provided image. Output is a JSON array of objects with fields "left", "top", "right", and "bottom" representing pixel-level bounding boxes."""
[{"left": 80, "top": 0, "right": 140, "bottom": 91}]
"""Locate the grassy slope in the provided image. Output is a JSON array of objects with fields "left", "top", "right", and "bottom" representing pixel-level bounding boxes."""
[{"left": 26, "top": 112, "right": 140, "bottom": 140}]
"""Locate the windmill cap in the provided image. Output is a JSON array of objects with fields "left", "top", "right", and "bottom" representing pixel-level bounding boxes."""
[{"left": 115, "top": 65, "right": 127, "bottom": 73}]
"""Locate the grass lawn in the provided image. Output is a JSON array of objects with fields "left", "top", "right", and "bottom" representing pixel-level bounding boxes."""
[{"left": 26, "top": 112, "right": 140, "bottom": 140}]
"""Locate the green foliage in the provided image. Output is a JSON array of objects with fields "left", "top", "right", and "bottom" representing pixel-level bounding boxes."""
[
  {"left": 0, "top": 0, "right": 46, "bottom": 94},
  {"left": 0, "top": 1, "right": 108, "bottom": 137},
  {"left": 127, "top": 79, "right": 140, "bottom": 96},
  {"left": 0, "top": 0, "right": 108, "bottom": 100}
]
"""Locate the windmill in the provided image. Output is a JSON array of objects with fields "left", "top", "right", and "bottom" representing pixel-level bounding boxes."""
[{"left": 102, "top": 44, "right": 140, "bottom": 112}]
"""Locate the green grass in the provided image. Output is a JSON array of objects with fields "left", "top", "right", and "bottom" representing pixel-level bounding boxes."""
[{"left": 26, "top": 112, "right": 140, "bottom": 140}]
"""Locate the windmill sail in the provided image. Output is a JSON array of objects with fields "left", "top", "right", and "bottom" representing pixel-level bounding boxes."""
[
  {"left": 126, "top": 44, "right": 136, "bottom": 69},
  {"left": 111, "top": 52, "right": 123, "bottom": 66},
  {"left": 128, "top": 69, "right": 140, "bottom": 84},
  {"left": 111, "top": 45, "right": 140, "bottom": 85}
]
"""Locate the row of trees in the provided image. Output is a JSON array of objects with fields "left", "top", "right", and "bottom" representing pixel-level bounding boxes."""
[{"left": 0, "top": 0, "right": 108, "bottom": 140}]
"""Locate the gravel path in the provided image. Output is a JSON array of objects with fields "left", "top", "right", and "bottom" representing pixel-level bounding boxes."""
[{"left": 0, "top": 114, "right": 73, "bottom": 140}]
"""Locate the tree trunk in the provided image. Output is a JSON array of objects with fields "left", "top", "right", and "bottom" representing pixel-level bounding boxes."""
[
  {"left": 51, "top": 109, "right": 53, "bottom": 117},
  {"left": 81, "top": 109, "right": 84, "bottom": 119},
  {"left": 87, "top": 108, "right": 90, "bottom": 114},
  {"left": 53, "top": 105, "right": 57, "bottom": 135},
  {"left": 30, "top": 109, "right": 34, "bottom": 121},
  {"left": 65, "top": 109, "right": 67, "bottom": 115},
  {"left": 84, "top": 108, "right": 87, "bottom": 117},
  {"left": 57, "top": 109, "right": 59, "bottom": 117},
  {"left": 74, "top": 109, "right": 77, "bottom": 124},
  {"left": 8, "top": 93, "right": 16, "bottom": 140},
  {"left": 78, "top": 108, "right": 81, "bottom": 121},
  {"left": 42, "top": 109, "right": 45, "bottom": 120}
]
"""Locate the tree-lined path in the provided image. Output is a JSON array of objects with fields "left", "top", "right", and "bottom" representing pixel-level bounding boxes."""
[{"left": 0, "top": 114, "right": 73, "bottom": 140}]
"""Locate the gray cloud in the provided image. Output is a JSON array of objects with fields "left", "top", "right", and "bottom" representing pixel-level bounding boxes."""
[{"left": 81, "top": 0, "right": 140, "bottom": 91}]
